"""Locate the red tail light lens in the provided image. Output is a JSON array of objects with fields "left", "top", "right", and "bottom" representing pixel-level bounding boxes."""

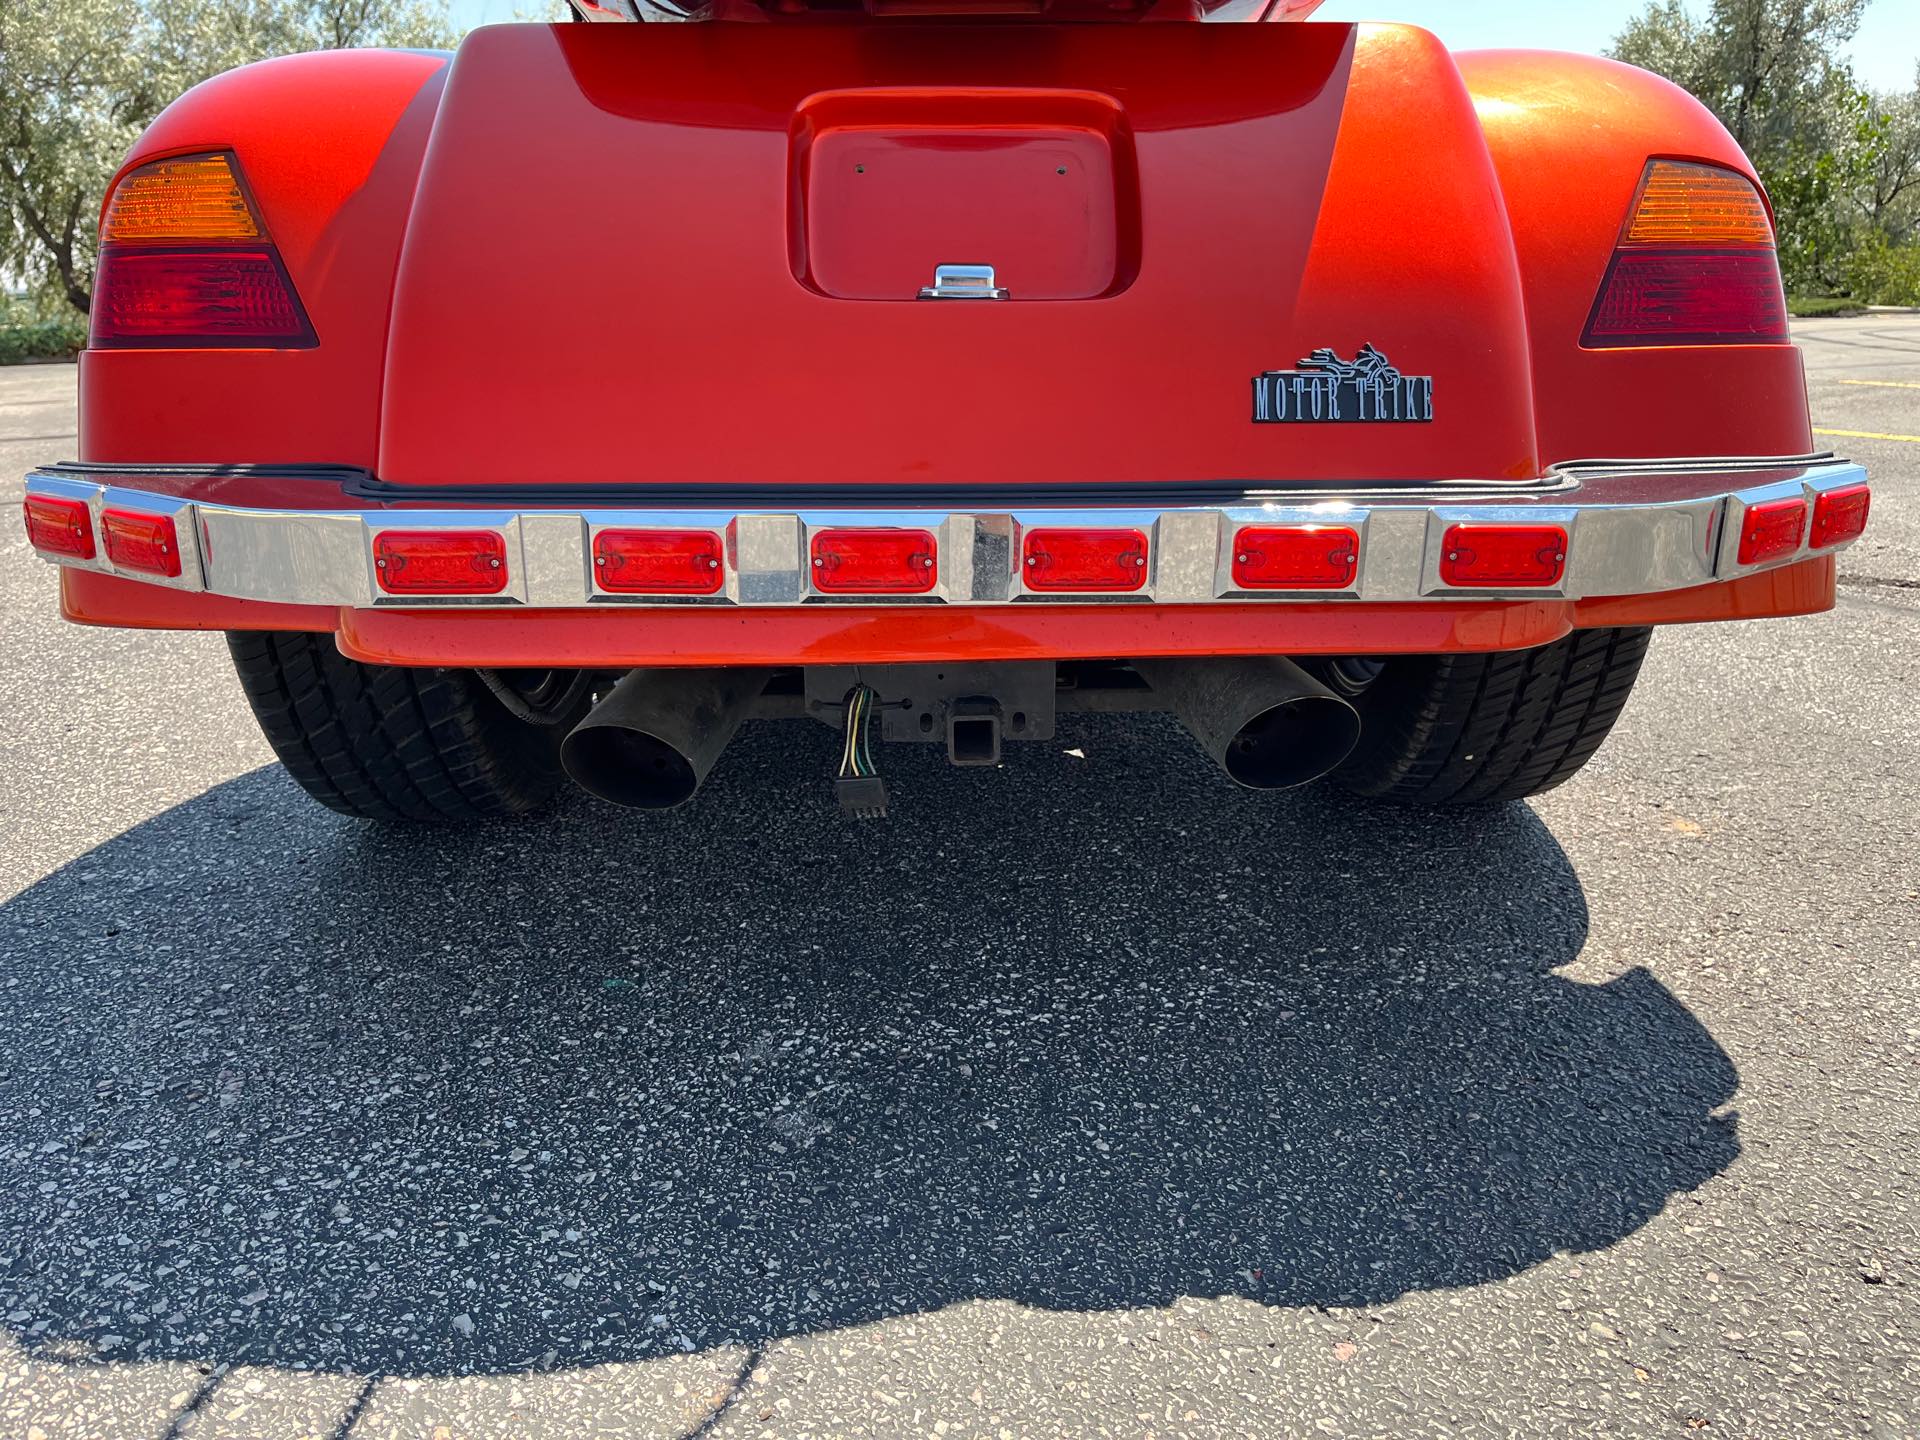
[
  {"left": 92, "top": 249, "right": 315, "bottom": 348},
  {"left": 1736, "top": 497, "right": 1808, "bottom": 566},
  {"left": 101, "top": 508, "right": 183, "bottom": 578},
  {"left": 1810, "top": 484, "right": 1871, "bottom": 549},
  {"left": 91, "top": 152, "right": 315, "bottom": 350},
  {"left": 23, "top": 495, "right": 96, "bottom": 560},
  {"left": 1022, "top": 527, "right": 1149, "bottom": 592},
  {"left": 1438, "top": 524, "right": 1568, "bottom": 588},
  {"left": 809, "top": 528, "right": 938, "bottom": 594},
  {"left": 1231, "top": 525, "right": 1360, "bottom": 590},
  {"left": 373, "top": 530, "right": 509, "bottom": 596},
  {"left": 1583, "top": 251, "right": 1788, "bottom": 347},
  {"left": 1583, "top": 160, "right": 1787, "bottom": 348},
  {"left": 595, "top": 529, "right": 725, "bottom": 594}
]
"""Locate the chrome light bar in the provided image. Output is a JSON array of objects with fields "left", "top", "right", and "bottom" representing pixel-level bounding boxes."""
[{"left": 21, "top": 456, "right": 1869, "bottom": 610}]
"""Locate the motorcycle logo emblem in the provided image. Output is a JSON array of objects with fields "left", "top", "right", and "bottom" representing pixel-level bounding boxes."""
[{"left": 1253, "top": 344, "right": 1434, "bottom": 424}]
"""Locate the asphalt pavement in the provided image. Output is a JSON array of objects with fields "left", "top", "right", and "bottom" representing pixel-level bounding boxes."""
[{"left": 1, "top": 324, "right": 1916, "bottom": 1438}]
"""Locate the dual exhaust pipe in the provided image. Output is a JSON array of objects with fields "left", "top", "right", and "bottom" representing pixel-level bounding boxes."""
[
  {"left": 559, "top": 667, "right": 772, "bottom": 810},
  {"left": 1133, "top": 658, "right": 1363, "bottom": 793},
  {"left": 558, "top": 658, "right": 1361, "bottom": 810}
]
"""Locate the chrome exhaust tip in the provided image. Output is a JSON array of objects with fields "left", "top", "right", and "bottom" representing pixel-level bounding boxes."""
[
  {"left": 1137, "top": 657, "right": 1362, "bottom": 791},
  {"left": 560, "top": 667, "right": 772, "bottom": 810}
]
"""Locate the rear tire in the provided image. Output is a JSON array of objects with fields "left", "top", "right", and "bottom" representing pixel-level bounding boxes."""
[
  {"left": 1331, "top": 627, "right": 1653, "bottom": 805},
  {"left": 227, "top": 632, "right": 585, "bottom": 821}
]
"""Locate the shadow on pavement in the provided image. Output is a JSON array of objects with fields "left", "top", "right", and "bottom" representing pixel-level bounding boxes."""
[{"left": 0, "top": 713, "right": 1739, "bottom": 1378}]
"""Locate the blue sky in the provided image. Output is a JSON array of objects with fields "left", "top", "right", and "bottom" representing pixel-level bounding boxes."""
[{"left": 446, "top": 0, "right": 1920, "bottom": 92}]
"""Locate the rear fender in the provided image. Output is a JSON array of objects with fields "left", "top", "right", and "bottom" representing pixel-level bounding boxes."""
[
  {"left": 1460, "top": 50, "right": 1813, "bottom": 463},
  {"left": 79, "top": 49, "right": 450, "bottom": 467}
]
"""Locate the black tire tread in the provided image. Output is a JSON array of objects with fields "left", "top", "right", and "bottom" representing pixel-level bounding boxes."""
[
  {"left": 1334, "top": 627, "right": 1653, "bottom": 805},
  {"left": 227, "top": 632, "right": 564, "bottom": 821}
]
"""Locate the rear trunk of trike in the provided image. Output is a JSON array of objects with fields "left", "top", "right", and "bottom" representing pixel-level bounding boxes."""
[{"left": 20, "top": 0, "right": 1874, "bottom": 819}]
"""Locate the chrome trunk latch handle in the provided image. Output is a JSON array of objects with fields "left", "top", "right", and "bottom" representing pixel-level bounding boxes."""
[{"left": 918, "top": 264, "right": 1009, "bottom": 300}]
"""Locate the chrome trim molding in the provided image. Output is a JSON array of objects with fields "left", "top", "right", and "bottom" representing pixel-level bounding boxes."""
[{"left": 22, "top": 457, "right": 1868, "bottom": 611}]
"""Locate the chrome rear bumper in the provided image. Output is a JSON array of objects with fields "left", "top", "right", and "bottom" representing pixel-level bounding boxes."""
[{"left": 22, "top": 455, "right": 1868, "bottom": 610}]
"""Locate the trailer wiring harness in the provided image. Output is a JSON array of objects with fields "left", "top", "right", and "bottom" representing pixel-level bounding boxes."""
[{"left": 835, "top": 683, "right": 889, "bottom": 819}]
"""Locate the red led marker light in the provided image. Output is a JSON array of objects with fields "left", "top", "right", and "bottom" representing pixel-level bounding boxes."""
[
  {"left": 595, "top": 529, "right": 724, "bottom": 594},
  {"left": 1022, "top": 527, "right": 1149, "bottom": 593},
  {"left": 1438, "top": 524, "right": 1568, "bottom": 588},
  {"left": 373, "top": 530, "right": 509, "bottom": 596},
  {"left": 1736, "top": 497, "right": 1808, "bottom": 566},
  {"left": 809, "top": 528, "right": 938, "bottom": 594},
  {"left": 101, "top": 508, "right": 183, "bottom": 578},
  {"left": 91, "top": 248, "right": 316, "bottom": 348},
  {"left": 1232, "top": 525, "right": 1360, "bottom": 590},
  {"left": 23, "top": 495, "right": 95, "bottom": 560},
  {"left": 1809, "top": 484, "right": 1871, "bottom": 550}
]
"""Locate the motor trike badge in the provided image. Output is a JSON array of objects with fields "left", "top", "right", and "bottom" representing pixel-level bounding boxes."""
[{"left": 1253, "top": 345, "right": 1435, "bottom": 424}]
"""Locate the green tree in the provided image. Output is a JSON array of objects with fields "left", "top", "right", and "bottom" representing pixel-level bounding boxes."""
[
  {"left": 1610, "top": 2, "right": 1717, "bottom": 100},
  {"left": 0, "top": 0, "right": 454, "bottom": 317},
  {"left": 1857, "top": 77, "right": 1920, "bottom": 241},
  {"left": 1610, "top": 0, "right": 1881, "bottom": 294}
]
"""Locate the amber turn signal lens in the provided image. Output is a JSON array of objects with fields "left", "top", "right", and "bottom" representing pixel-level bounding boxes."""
[
  {"left": 1623, "top": 160, "right": 1774, "bottom": 249},
  {"left": 102, "top": 154, "right": 261, "bottom": 243}
]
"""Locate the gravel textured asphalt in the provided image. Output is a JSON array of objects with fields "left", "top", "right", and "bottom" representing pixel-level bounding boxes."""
[{"left": 1, "top": 322, "right": 1916, "bottom": 1439}]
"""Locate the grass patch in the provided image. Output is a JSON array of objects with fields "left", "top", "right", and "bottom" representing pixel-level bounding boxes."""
[
  {"left": 0, "top": 319, "right": 87, "bottom": 364},
  {"left": 1788, "top": 296, "right": 1870, "bottom": 318}
]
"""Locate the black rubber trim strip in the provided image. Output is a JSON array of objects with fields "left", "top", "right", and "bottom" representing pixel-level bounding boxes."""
[
  {"left": 1556, "top": 451, "right": 1835, "bottom": 476},
  {"left": 343, "top": 476, "right": 1588, "bottom": 507},
  {"left": 41, "top": 461, "right": 1573, "bottom": 507},
  {"left": 37, "top": 452, "right": 1840, "bottom": 509},
  {"left": 41, "top": 461, "right": 371, "bottom": 484}
]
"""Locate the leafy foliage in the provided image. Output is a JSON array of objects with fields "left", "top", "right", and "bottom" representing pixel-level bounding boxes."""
[
  {"left": 1786, "top": 295, "right": 1868, "bottom": 315},
  {"left": 0, "top": 284, "right": 85, "bottom": 358},
  {"left": 0, "top": 317, "right": 87, "bottom": 363},
  {"left": 1611, "top": 0, "right": 1920, "bottom": 302},
  {"left": 0, "top": 0, "right": 454, "bottom": 318},
  {"left": 1845, "top": 227, "right": 1920, "bottom": 303}
]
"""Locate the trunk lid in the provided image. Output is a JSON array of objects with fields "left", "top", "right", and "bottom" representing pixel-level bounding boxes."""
[{"left": 378, "top": 22, "right": 1538, "bottom": 489}]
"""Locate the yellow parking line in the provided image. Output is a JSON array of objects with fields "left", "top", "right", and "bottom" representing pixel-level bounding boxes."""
[
  {"left": 1815, "top": 427, "right": 1920, "bottom": 444},
  {"left": 1837, "top": 379, "right": 1920, "bottom": 390}
]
